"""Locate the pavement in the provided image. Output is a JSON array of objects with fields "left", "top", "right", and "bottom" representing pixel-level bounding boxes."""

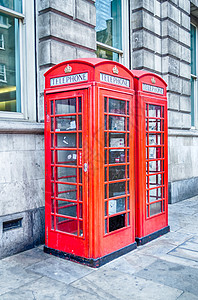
[{"left": 1, "top": 196, "right": 198, "bottom": 300}]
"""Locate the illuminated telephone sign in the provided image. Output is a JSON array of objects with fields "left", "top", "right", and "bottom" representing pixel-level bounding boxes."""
[{"left": 44, "top": 58, "right": 136, "bottom": 267}]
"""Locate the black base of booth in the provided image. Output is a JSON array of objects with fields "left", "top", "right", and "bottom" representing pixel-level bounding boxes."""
[
  {"left": 44, "top": 242, "right": 137, "bottom": 268},
  {"left": 135, "top": 225, "right": 170, "bottom": 246}
]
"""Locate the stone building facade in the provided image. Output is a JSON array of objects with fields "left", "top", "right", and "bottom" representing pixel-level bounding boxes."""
[{"left": 0, "top": 0, "right": 198, "bottom": 258}]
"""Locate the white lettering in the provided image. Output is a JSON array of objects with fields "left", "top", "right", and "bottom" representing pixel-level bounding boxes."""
[
  {"left": 142, "top": 83, "right": 164, "bottom": 95},
  {"left": 50, "top": 72, "right": 88, "bottom": 87},
  {"left": 100, "top": 73, "right": 130, "bottom": 87}
]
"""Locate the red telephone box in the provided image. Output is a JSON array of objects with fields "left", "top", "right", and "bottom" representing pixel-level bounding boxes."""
[
  {"left": 132, "top": 70, "right": 170, "bottom": 245},
  {"left": 44, "top": 58, "right": 136, "bottom": 267}
]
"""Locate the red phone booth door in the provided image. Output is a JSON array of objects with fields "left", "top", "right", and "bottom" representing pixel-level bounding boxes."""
[{"left": 45, "top": 89, "right": 89, "bottom": 257}]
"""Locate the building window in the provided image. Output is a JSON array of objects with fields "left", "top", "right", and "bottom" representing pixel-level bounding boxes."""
[
  {"left": 95, "top": 0, "right": 129, "bottom": 67},
  {"left": 191, "top": 23, "right": 197, "bottom": 128},
  {"left": 0, "top": 33, "right": 5, "bottom": 49},
  {"left": 0, "top": 64, "right": 6, "bottom": 82},
  {"left": 0, "top": 1, "right": 23, "bottom": 113}
]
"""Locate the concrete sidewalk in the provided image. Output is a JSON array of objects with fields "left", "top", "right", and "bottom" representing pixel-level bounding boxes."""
[{"left": 1, "top": 196, "right": 198, "bottom": 300}]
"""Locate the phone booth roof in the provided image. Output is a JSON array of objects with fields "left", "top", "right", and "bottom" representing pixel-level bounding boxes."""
[
  {"left": 131, "top": 70, "right": 167, "bottom": 98},
  {"left": 44, "top": 58, "right": 134, "bottom": 91}
]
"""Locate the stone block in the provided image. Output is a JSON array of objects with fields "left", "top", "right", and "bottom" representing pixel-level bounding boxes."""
[
  {"left": 76, "top": 48, "right": 96, "bottom": 58},
  {"left": 12, "top": 134, "right": 36, "bottom": 151},
  {"left": 0, "top": 178, "right": 45, "bottom": 216},
  {"left": 143, "top": 50, "right": 155, "bottom": 70},
  {"left": 0, "top": 134, "right": 15, "bottom": 152},
  {"left": 168, "top": 110, "right": 182, "bottom": 128},
  {"left": 50, "top": 12, "right": 96, "bottom": 50},
  {"left": 0, "top": 152, "right": 12, "bottom": 184},
  {"left": 132, "top": 50, "right": 143, "bottom": 68},
  {"left": 38, "top": 40, "right": 51, "bottom": 67},
  {"left": 181, "top": 45, "right": 191, "bottom": 63},
  {"left": 38, "top": 13, "right": 51, "bottom": 39},
  {"left": 38, "top": 68, "right": 48, "bottom": 98},
  {"left": 132, "top": 30, "right": 143, "bottom": 50},
  {"left": 178, "top": 0, "right": 190, "bottom": 14},
  {"left": 154, "top": 1, "right": 161, "bottom": 17},
  {"left": 180, "top": 95, "right": 191, "bottom": 112},
  {"left": 169, "top": 176, "right": 198, "bottom": 203},
  {"left": 169, "top": 57, "right": 180, "bottom": 76},
  {"left": 181, "top": 78, "right": 191, "bottom": 96},
  {"left": 180, "top": 62, "right": 191, "bottom": 79},
  {"left": 168, "top": 74, "right": 182, "bottom": 94},
  {"left": 179, "top": 28, "right": 190, "bottom": 47},
  {"left": 38, "top": 0, "right": 74, "bottom": 17},
  {"left": 32, "top": 207, "right": 45, "bottom": 246},
  {"left": 35, "top": 134, "right": 44, "bottom": 151},
  {"left": 76, "top": 0, "right": 96, "bottom": 26},
  {"left": 162, "top": 20, "right": 179, "bottom": 41},
  {"left": 168, "top": 2, "right": 181, "bottom": 24},
  {"left": 167, "top": 93, "right": 180, "bottom": 111},
  {"left": 154, "top": 54, "right": 162, "bottom": 73},
  {"left": 181, "top": 12, "right": 190, "bottom": 30},
  {"left": 50, "top": 40, "right": 77, "bottom": 64},
  {"left": 131, "top": 10, "right": 143, "bottom": 30},
  {"left": 131, "top": 0, "right": 154, "bottom": 13},
  {"left": 162, "top": 38, "right": 181, "bottom": 58},
  {"left": 143, "top": 11, "right": 161, "bottom": 36}
]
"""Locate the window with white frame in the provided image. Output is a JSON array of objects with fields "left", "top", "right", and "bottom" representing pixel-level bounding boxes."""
[
  {"left": 0, "top": 1, "right": 23, "bottom": 113},
  {"left": 0, "top": 64, "right": 6, "bottom": 81},
  {"left": 191, "top": 23, "right": 197, "bottom": 128},
  {"left": 95, "top": 0, "right": 129, "bottom": 67},
  {"left": 0, "top": 33, "right": 4, "bottom": 49}
]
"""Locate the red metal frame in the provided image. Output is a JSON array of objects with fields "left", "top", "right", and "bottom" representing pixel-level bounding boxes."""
[
  {"left": 132, "top": 70, "right": 169, "bottom": 243},
  {"left": 44, "top": 59, "right": 136, "bottom": 264}
]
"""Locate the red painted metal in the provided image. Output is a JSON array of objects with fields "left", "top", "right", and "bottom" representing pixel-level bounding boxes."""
[
  {"left": 131, "top": 70, "right": 169, "bottom": 241},
  {"left": 44, "top": 59, "right": 136, "bottom": 262}
]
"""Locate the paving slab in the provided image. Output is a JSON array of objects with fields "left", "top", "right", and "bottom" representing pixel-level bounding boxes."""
[
  {"left": 71, "top": 268, "right": 182, "bottom": 300},
  {"left": 136, "top": 259, "right": 198, "bottom": 296},
  {"left": 135, "top": 238, "right": 176, "bottom": 257},
  {"left": 0, "top": 247, "right": 49, "bottom": 268},
  {"left": 155, "top": 231, "right": 192, "bottom": 246},
  {"left": 168, "top": 246, "right": 198, "bottom": 262},
  {"left": 189, "top": 236, "right": 198, "bottom": 244},
  {"left": 26, "top": 256, "right": 95, "bottom": 284},
  {"left": 177, "top": 292, "right": 198, "bottom": 300},
  {"left": 179, "top": 240, "right": 198, "bottom": 252},
  {"left": 0, "top": 263, "right": 41, "bottom": 296},
  {"left": 0, "top": 277, "right": 103, "bottom": 300}
]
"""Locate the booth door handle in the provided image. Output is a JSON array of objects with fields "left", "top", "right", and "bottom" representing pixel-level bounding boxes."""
[{"left": 84, "top": 163, "right": 88, "bottom": 172}]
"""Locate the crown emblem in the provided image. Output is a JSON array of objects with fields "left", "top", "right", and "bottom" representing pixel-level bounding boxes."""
[
  {"left": 64, "top": 64, "right": 72, "bottom": 73},
  {"left": 151, "top": 77, "right": 156, "bottom": 84},
  {"left": 112, "top": 66, "right": 119, "bottom": 75}
]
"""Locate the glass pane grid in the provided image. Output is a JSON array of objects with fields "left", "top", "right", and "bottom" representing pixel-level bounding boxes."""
[
  {"left": 146, "top": 104, "right": 165, "bottom": 218},
  {"left": 104, "top": 97, "right": 130, "bottom": 234},
  {"left": 50, "top": 97, "right": 84, "bottom": 237}
]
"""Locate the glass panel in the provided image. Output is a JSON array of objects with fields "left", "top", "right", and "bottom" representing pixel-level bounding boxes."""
[
  {"left": 79, "top": 185, "right": 83, "bottom": 201},
  {"left": 51, "top": 198, "right": 54, "bottom": 213},
  {"left": 57, "top": 167, "right": 77, "bottom": 183},
  {"left": 147, "top": 134, "right": 162, "bottom": 145},
  {"left": 149, "top": 188, "right": 162, "bottom": 202},
  {"left": 51, "top": 215, "right": 54, "bottom": 229},
  {"left": 56, "top": 116, "right": 76, "bottom": 131},
  {"left": 79, "top": 168, "right": 82, "bottom": 183},
  {"left": 127, "top": 102, "right": 129, "bottom": 115},
  {"left": 127, "top": 165, "right": 129, "bottom": 178},
  {"left": 149, "top": 105, "right": 161, "bottom": 118},
  {"left": 56, "top": 217, "right": 78, "bottom": 235},
  {"left": 109, "top": 197, "right": 125, "bottom": 215},
  {"left": 57, "top": 150, "right": 77, "bottom": 165},
  {"left": 149, "top": 119, "right": 162, "bottom": 131},
  {"left": 109, "top": 149, "right": 125, "bottom": 164},
  {"left": 51, "top": 118, "right": 54, "bottom": 131},
  {"left": 105, "top": 115, "right": 107, "bottom": 130},
  {"left": 127, "top": 118, "right": 129, "bottom": 131},
  {"left": 109, "top": 214, "right": 125, "bottom": 232},
  {"left": 109, "top": 98, "right": 125, "bottom": 114},
  {"left": 51, "top": 101, "right": 53, "bottom": 115},
  {"left": 127, "top": 196, "right": 129, "bottom": 209},
  {"left": 105, "top": 218, "right": 108, "bottom": 234},
  {"left": 96, "top": 46, "right": 119, "bottom": 62},
  {"left": 105, "top": 201, "right": 107, "bottom": 216},
  {"left": 0, "top": 14, "right": 21, "bottom": 112},
  {"left": 149, "top": 174, "right": 162, "bottom": 187},
  {"left": 56, "top": 133, "right": 76, "bottom": 148},
  {"left": 109, "top": 116, "right": 125, "bottom": 131},
  {"left": 79, "top": 203, "right": 83, "bottom": 218},
  {"left": 79, "top": 133, "right": 82, "bottom": 148},
  {"left": 96, "top": 0, "right": 122, "bottom": 50},
  {"left": 109, "top": 181, "right": 125, "bottom": 198},
  {"left": 110, "top": 133, "right": 125, "bottom": 147},
  {"left": 57, "top": 200, "right": 77, "bottom": 218},
  {"left": 150, "top": 202, "right": 162, "bottom": 216},
  {"left": 127, "top": 212, "right": 130, "bottom": 225},
  {"left": 79, "top": 220, "right": 83, "bottom": 236},
  {"left": 105, "top": 132, "right": 108, "bottom": 147},
  {"left": 51, "top": 134, "right": 54, "bottom": 147},
  {"left": 57, "top": 183, "right": 77, "bottom": 200},
  {"left": 104, "top": 97, "right": 107, "bottom": 112},
  {"left": 78, "top": 97, "right": 82, "bottom": 112},
  {"left": 149, "top": 160, "right": 163, "bottom": 173},
  {"left": 105, "top": 184, "right": 107, "bottom": 199},
  {"left": 55, "top": 98, "right": 76, "bottom": 115},
  {"left": 0, "top": 0, "right": 22, "bottom": 13},
  {"left": 78, "top": 115, "right": 82, "bottom": 130},
  {"left": 105, "top": 150, "right": 107, "bottom": 164},
  {"left": 109, "top": 165, "right": 125, "bottom": 181},
  {"left": 149, "top": 147, "right": 163, "bottom": 159}
]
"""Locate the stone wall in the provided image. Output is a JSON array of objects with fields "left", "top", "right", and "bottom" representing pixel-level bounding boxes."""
[
  {"left": 36, "top": 0, "right": 97, "bottom": 122},
  {"left": 131, "top": 0, "right": 198, "bottom": 203}
]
